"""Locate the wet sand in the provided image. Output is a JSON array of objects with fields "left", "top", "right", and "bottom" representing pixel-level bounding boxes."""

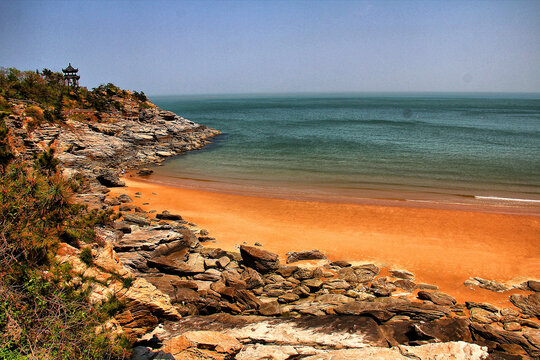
[{"left": 110, "top": 176, "right": 540, "bottom": 308}]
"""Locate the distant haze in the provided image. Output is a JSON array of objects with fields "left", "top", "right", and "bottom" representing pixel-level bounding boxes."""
[{"left": 1, "top": 0, "right": 539, "bottom": 95}]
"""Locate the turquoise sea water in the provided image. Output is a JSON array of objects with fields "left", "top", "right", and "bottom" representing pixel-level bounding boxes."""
[{"left": 151, "top": 94, "right": 540, "bottom": 205}]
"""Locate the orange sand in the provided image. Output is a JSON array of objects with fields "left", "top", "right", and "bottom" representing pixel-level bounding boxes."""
[{"left": 110, "top": 177, "right": 540, "bottom": 308}]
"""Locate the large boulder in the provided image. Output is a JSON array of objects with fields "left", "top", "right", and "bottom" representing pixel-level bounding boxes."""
[
  {"left": 96, "top": 170, "right": 125, "bottom": 187},
  {"left": 240, "top": 245, "right": 280, "bottom": 274}
]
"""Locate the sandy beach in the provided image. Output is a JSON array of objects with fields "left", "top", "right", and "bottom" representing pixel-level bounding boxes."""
[{"left": 111, "top": 176, "right": 540, "bottom": 308}]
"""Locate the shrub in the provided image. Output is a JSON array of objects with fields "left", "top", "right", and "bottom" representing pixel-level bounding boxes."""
[
  {"left": 79, "top": 247, "right": 93, "bottom": 266},
  {"left": 0, "top": 271, "right": 129, "bottom": 360}
]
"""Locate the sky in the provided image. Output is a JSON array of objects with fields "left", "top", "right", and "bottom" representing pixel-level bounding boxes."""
[{"left": 0, "top": 0, "right": 539, "bottom": 95}]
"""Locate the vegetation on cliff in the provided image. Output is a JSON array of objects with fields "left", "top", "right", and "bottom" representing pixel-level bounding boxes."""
[
  {"left": 0, "top": 66, "right": 150, "bottom": 123},
  {"left": 0, "top": 87, "right": 131, "bottom": 358}
]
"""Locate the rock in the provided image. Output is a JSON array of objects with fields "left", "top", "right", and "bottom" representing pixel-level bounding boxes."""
[
  {"left": 197, "top": 229, "right": 209, "bottom": 236},
  {"left": 97, "top": 170, "right": 125, "bottom": 187},
  {"left": 115, "top": 305, "right": 159, "bottom": 339},
  {"left": 527, "top": 280, "right": 540, "bottom": 292},
  {"left": 217, "top": 255, "right": 231, "bottom": 268},
  {"left": 501, "top": 308, "right": 520, "bottom": 317},
  {"left": 235, "top": 289, "right": 262, "bottom": 310},
  {"left": 415, "top": 318, "right": 473, "bottom": 343},
  {"left": 162, "top": 331, "right": 242, "bottom": 357},
  {"left": 240, "top": 245, "right": 280, "bottom": 274},
  {"left": 323, "top": 279, "right": 352, "bottom": 290},
  {"left": 204, "top": 258, "right": 218, "bottom": 268},
  {"left": 393, "top": 279, "right": 416, "bottom": 292},
  {"left": 259, "top": 300, "right": 281, "bottom": 316},
  {"left": 293, "top": 268, "right": 314, "bottom": 280},
  {"left": 330, "top": 260, "right": 351, "bottom": 268},
  {"left": 236, "top": 344, "right": 315, "bottom": 360},
  {"left": 122, "top": 277, "right": 181, "bottom": 319},
  {"left": 119, "top": 205, "right": 133, "bottom": 212},
  {"left": 503, "top": 322, "right": 522, "bottom": 331},
  {"left": 350, "top": 264, "right": 380, "bottom": 283},
  {"left": 117, "top": 194, "right": 133, "bottom": 203},
  {"left": 149, "top": 252, "right": 205, "bottom": 275},
  {"left": 113, "top": 221, "right": 131, "bottom": 233},
  {"left": 337, "top": 267, "right": 359, "bottom": 282},
  {"left": 137, "top": 168, "right": 153, "bottom": 176},
  {"left": 470, "top": 307, "right": 498, "bottom": 324},
  {"left": 301, "top": 342, "right": 488, "bottom": 360},
  {"left": 303, "top": 279, "right": 323, "bottom": 291},
  {"left": 369, "top": 281, "right": 396, "bottom": 297},
  {"left": 417, "top": 283, "right": 439, "bottom": 290},
  {"left": 122, "top": 213, "right": 151, "bottom": 226},
  {"left": 466, "top": 302, "right": 499, "bottom": 313},
  {"left": 293, "top": 285, "right": 311, "bottom": 298},
  {"left": 115, "top": 229, "right": 184, "bottom": 252},
  {"left": 241, "top": 267, "right": 265, "bottom": 290},
  {"left": 175, "top": 288, "right": 200, "bottom": 303},
  {"left": 286, "top": 249, "right": 326, "bottom": 263},
  {"left": 130, "top": 347, "right": 175, "bottom": 360},
  {"left": 470, "top": 323, "right": 535, "bottom": 357},
  {"left": 219, "top": 315, "right": 388, "bottom": 349},
  {"left": 105, "top": 197, "right": 120, "bottom": 206},
  {"left": 278, "top": 292, "right": 300, "bottom": 303},
  {"left": 277, "top": 265, "right": 299, "bottom": 277},
  {"left": 417, "top": 290, "right": 457, "bottom": 306},
  {"left": 389, "top": 270, "right": 414, "bottom": 280},
  {"left": 155, "top": 210, "right": 183, "bottom": 221},
  {"left": 519, "top": 319, "right": 540, "bottom": 329},
  {"left": 186, "top": 253, "right": 205, "bottom": 273},
  {"left": 472, "top": 277, "right": 510, "bottom": 292},
  {"left": 500, "top": 315, "right": 519, "bottom": 323},
  {"left": 345, "top": 290, "right": 375, "bottom": 301},
  {"left": 334, "top": 302, "right": 394, "bottom": 322},
  {"left": 194, "top": 269, "right": 221, "bottom": 282},
  {"left": 522, "top": 328, "right": 540, "bottom": 353},
  {"left": 510, "top": 293, "right": 540, "bottom": 318},
  {"left": 388, "top": 302, "right": 451, "bottom": 322},
  {"left": 93, "top": 243, "right": 129, "bottom": 277},
  {"left": 222, "top": 269, "right": 247, "bottom": 289}
]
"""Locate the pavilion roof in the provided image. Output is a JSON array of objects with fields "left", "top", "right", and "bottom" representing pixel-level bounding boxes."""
[{"left": 62, "top": 63, "right": 78, "bottom": 73}]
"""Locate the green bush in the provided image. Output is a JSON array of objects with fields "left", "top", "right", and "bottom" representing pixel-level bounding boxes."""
[
  {"left": 79, "top": 247, "right": 93, "bottom": 266},
  {"left": 0, "top": 271, "right": 129, "bottom": 360},
  {"left": 0, "top": 134, "right": 130, "bottom": 359}
]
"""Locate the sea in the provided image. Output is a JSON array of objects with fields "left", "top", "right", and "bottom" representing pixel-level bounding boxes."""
[{"left": 150, "top": 93, "right": 540, "bottom": 210}]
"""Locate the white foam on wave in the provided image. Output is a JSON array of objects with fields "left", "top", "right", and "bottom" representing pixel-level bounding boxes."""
[{"left": 474, "top": 196, "right": 540, "bottom": 203}]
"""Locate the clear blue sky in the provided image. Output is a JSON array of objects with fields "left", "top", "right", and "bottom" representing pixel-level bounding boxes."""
[{"left": 1, "top": 0, "right": 539, "bottom": 95}]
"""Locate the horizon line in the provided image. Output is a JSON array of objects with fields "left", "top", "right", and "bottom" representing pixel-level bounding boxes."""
[{"left": 147, "top": 90, "right": 540, "bottom": 98}]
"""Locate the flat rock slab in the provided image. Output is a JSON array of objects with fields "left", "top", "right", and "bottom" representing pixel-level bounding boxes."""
[
  {"left": 164, "top": 314, "right": 388, "bottom": 348},
  {"left": 301, "top": 342, "right": 488, "bottom": 360},
  {"left": 114, "top": 229, "right": 184, "bottom": 252}
]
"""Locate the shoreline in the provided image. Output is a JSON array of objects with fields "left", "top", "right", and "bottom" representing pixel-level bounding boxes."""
[
  {"left": 111, "top": 174, "right": 540, "bottom": 308},
  {"left": 137, "top": 172, "right": 540, "bottom": 216}
]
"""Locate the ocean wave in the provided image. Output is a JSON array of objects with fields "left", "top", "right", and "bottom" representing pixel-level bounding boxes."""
[{"left": 474, "top": 196, "right": 540, "bottom": 203}]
